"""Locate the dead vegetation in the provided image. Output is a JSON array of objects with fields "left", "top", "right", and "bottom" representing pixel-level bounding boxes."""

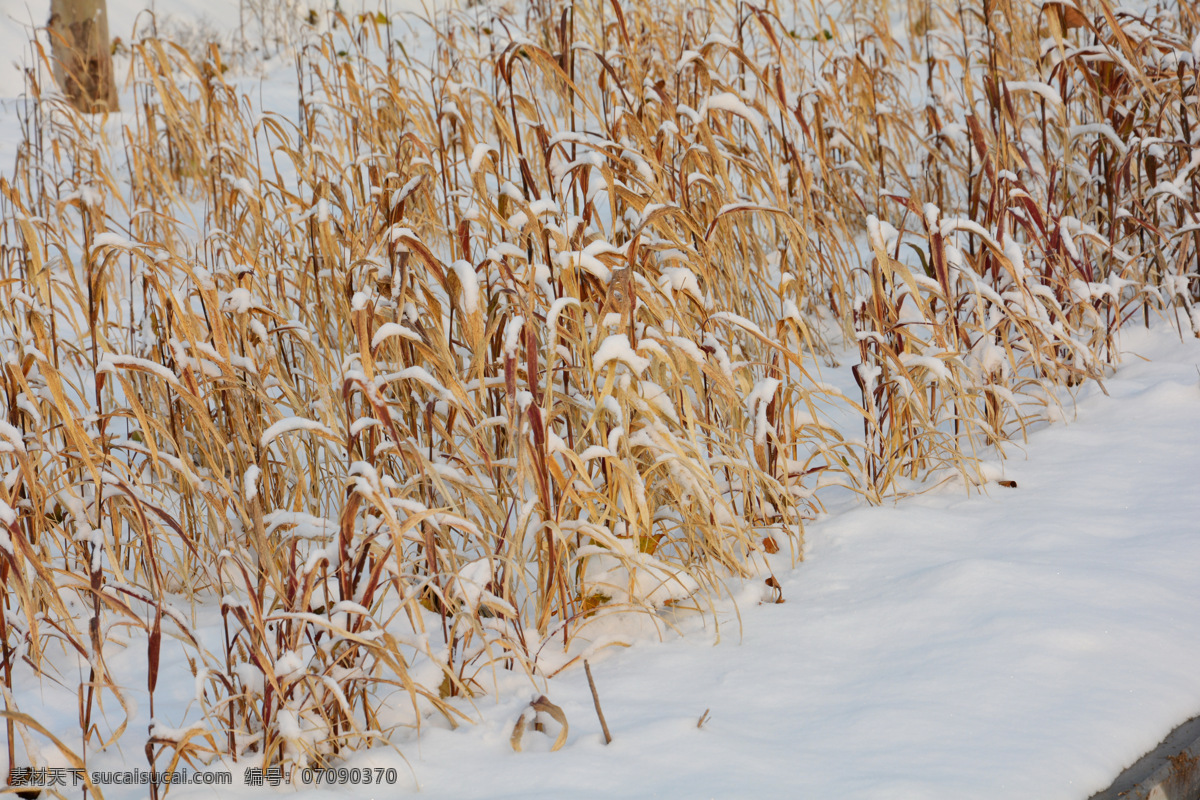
[{"left": 0, "top": 0, "right": 1197, "bottom": 787}]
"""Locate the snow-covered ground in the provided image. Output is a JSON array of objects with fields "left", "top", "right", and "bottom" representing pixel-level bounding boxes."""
[
  {"left": 230, "top": 322, "right": 1196, "bottom": 800},
  {"left": 7, "top": 321, "right": 1200, "bottom": 800},
  {"left": 3, "top": 2, "right": 1200, "bottom": 798}
]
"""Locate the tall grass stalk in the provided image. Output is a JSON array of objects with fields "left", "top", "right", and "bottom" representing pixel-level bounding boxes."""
[{"left": 1, "top": 0, "right": 1197, "bottom": 783}]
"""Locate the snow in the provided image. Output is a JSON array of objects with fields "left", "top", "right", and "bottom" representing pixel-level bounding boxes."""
[
  {"left": 659, "top": 265, "right": 703, "bottom": 303},
  {"left": 260, "top": 416, "right": 337, "bottom": 448},
  {"left": 451, "top": 259, "right": 481, "bottom": 313},
  {"left": 546, "top": 296, "right": 581, "bottom": 341},
  {"left": 274, "top": 650, "right": 306, "bottom": 680},
  {"left": 115, "top": 324, "right": 1200, "bottom": 800},
  {"left": 5, "top": 0, "right": 1200, "bottom": 797},
  {"left": 1070, "top": 123, "right": 1131, "bottom": 156},
  {"left": 263, "top": 510, "right": 336, "bottom": 539},
  {"left": 0, "top": 0, "right": 424, "bottom": 100},
  {"left": 745, "top": 378, "right": 781, "bottom": 445},
  {"left": 0, "top": 419, "right": 27, "bottom": 452},
  {"left": 370, "top": 321, "right": 421, "bottom": 348},
  {"left": 593, "top": 333, "right": 651, "bottom": 375},
  {"left": 222, "top": 287, "right": 253, "bottom": 314},
  {"left": 557, "top": 240, "right": 618, "bottom": 281},
  {"left": 2, "top": 322, "right": 1193, "bottom": 799},
  {"left": 1003, "top": 80, "right": 1065, "bottom": 107},
  {"left": 91, "top": 231, "right": 137, "bottom": 250},
  {"left": 502, "top": 315, "right": 525, "bottom": 358},
  {"left": 449, "top": 558, "right": 499, "bottom": 612},
  {"left": 378, "top": 365, "right": 453, "bottom": 401},
  {"left": 468, "top": 143, "right": 495, "bottom": 174},
  {"left": 243, "top": 465, "right": 261, "bottom": 502},
  {"left": 98, "top": 352, "right": 184, "bottom": 389}
]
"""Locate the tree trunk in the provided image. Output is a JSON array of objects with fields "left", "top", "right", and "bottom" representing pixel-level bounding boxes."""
[{"left": 47, "top": 0, "right": 119, "bottom": 113}]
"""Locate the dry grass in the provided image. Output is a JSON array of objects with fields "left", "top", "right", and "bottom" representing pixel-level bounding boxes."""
[{"left": 1, "top": 0, "right": 1198, "bottom": 788}]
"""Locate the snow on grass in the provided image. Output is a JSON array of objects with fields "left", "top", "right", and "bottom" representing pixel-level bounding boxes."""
[
  {"left": 137, "top": 324, "right": 1200, "bottom": 799},
  {"left": 4, "top": 0, "right": 1200, "bottom": 796},
  {"left": 593, "top": 334, "right": 651, "bottom": 375},
  {"left": 260, "top": 416, "right": 338, "bottom": 448}
]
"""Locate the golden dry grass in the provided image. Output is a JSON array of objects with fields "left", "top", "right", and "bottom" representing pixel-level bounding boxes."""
[{"left": 1, "top": 0, "right": 1198, "bottom": 785}]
